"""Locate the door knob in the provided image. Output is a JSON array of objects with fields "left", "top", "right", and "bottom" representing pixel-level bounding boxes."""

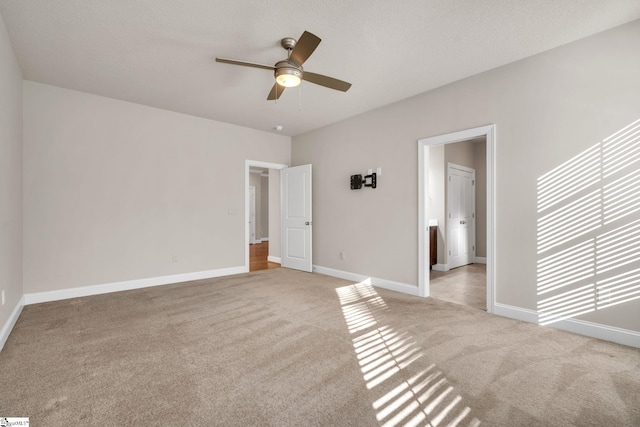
[{"left": 305, "top": 221, "right": 312, "bottom": 225}]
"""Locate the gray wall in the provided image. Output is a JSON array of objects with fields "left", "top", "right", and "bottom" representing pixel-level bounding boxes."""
[
  {"left": 474, "top": 140, "right": 487, "bottom": 259},
  {"left": 268, "top": 169, "right": 281, "bottom": 260},
  {"left": 428, "top": 145, "right": 445, "bottom": 263},
  {"left": 260, "top": 174, "right": 269, "bottom": 240},
  {"left": 249, "top": 171, "right": 270, "bottom": 241},
  {"left": 292, "top": 20, "right": 640, "bottom": 332},
  {"left": 23, "top": 81, "right": 290, "bottom": 293},
  {"left": 0, "top": 13, "right": 22, "bottom": 341},
  {"left": 249, "top": 172, "right": 263, "bottom": 241}
]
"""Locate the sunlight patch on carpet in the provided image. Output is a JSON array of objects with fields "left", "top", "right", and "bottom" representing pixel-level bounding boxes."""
[{"left": 337, "top": 281, "right": 481, "bottom": 427}]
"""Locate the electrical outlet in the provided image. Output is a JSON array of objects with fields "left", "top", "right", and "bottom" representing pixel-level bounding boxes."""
[
  {"left": 172, "top": 255, "right": 178, "bottom": 263},
  {"left": 339, "top": 251, "right": 346, "bottom": 260},
  {"left": 1, "top": 290, "right": 5, "bottom": 306}
]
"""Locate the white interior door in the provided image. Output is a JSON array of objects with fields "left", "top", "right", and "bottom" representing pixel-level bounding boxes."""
[
  {"left": 282, "top": 164, "right": 312, "bottom": 272},
  {"left": 249, "top": 186, "right": 257, "bottom": 244},
  {"left": 447, "top": 164, "right": 475, "bottom": 269}
]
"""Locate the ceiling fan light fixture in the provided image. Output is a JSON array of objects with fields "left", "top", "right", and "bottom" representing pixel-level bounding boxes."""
[
  {"left": 216, "top": 31, "right": 351, "bottom": 101},
  {"left": 275, "top": 64, "right": 302, "bottom": 87}
]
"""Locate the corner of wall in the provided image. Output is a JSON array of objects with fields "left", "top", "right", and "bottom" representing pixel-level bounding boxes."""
[{"left": 0, "top": 296, "right": 24, "bottom": 352}]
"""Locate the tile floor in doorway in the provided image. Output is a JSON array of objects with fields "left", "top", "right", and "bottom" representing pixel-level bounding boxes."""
[{"left": 429, "top": 263, "right": 486, "bottom": 311}]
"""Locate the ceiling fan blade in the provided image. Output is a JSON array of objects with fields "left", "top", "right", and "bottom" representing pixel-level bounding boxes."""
[
  {"left": 215, "top": 57, "right": 275, "bottom": 71},
  {"left": 303, "top": 71, "right": 352, "bottom": 92},
  {"left": 289, "top": 31, "right": 321, "bottom": 66},
  {"left": 267, "top": 83, "right": 285, "bottom": 101}
]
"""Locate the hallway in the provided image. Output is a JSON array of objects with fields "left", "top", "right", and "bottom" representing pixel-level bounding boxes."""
[
  {"left": 429, "top": 264, "right": 486, "bottom": 311},
  {"left": 249, "top": 242, "right": 280, "bottom": 272}
]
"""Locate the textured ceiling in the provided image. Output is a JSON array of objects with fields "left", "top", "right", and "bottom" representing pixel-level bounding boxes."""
[{"left": 1, "top": 1, "right": 639, "bottom": 136}]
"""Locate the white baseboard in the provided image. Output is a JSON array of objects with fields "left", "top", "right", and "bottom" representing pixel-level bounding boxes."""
[
  {"left": 432, "top": 263, "right": 448, "bottom": 272},
  {"left": 493, "top": 303, "right": 539, "bottom": 323},
  {"left": 494, "top": 303, "right": 640, "bottom": 349},
  {"left": 433, "top": 260, "right": 485, "bottom": 270},
  {"left": 24, "top": 266, "right": 247, "bottom": 305},
  {"left": 261, "top": 238, "right": 269, "bottom": 242},
  {"left": 267, "top": 256, "right": 281, "bottom": 264},
  {"left": 313, "top": 265, "right": 419, "bottom": 296},
  {"left": 1, "top": 295, "right": 25, "bottom": 352}
]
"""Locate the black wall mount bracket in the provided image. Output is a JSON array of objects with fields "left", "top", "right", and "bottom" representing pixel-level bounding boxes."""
[{"left": 350, "top": 173, "right": 377, "bottom": 190}]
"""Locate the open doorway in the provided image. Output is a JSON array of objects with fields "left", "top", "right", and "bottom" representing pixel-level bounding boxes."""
[
  {"left": 428, "top": 139, "right": 485, "bottom": 310},
  {"left": 248, "top": 167, "right": 279, "bottom": 271},
  {"left": 418, "top": 125, "right": 495, "bottom": 314},
  {"left": 245, "top": 160, "right": 288, "bottom": 272}
]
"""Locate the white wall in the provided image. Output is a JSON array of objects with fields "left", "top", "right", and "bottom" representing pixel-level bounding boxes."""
[
  {"left": 0, "top": 12, "right": 23, "bottom": 347},
  {"left": 23, "top": 81, "right": 290, "bottom": 293},
  {"left": 292, "top": 20, "right": 640, "bottom": 333}
]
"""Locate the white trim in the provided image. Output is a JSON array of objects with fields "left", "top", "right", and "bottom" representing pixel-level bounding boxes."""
[
  {"left": 432, "top": 263, "right": 448, "bottom": 272},
  {"left": 493, "top": 302, "right": 539, "bottom": 323},
  {"left": 433, "top": 261, "right": 484, "bottom": 270},
  {"left": 245, "top": 160, "right": 288, "bottom": 272},
  {"left": 23, "top": 266, "right": 247, "bottom": 305},
  {"left": 0, "top": 295, "right": 25, "bottom": 352},
  {"left": 494, "top": 303, "right": 640, "bottom": 349},
  {"left": 261, "top": 237, "right": 269, "bottom": 242},
  {"left": 267, "top": 256, "right": 282, "bottom": 264},
  {"left": 313, "top": 265, "right": 419, "bottom": 296},
  {"left": 552, "top": 318, "right": 640, "bottom": 349},
  {"left": 418, "top": 138, "right": 429, "bottom": 296},
  {"left": 418, "top": 124, "right": 496, "bottom": 312}
]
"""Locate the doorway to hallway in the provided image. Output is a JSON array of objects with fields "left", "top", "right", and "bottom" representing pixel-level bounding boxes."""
[
  {"left": 418, "top": 124, "right": 496, "bottom": 313},
  {"left": 430, "top": 264, "right": 486, "bottom": 311},
  {"left": 249, "top": 241, "right": 280, "bottom": 272}
]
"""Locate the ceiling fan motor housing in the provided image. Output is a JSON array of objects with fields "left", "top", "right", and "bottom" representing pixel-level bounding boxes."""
[{"left": 275, "top": 60, "right": 303, "bottom": 87}]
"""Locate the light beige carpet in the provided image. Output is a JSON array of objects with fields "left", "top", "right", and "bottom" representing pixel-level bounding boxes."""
[{"left": 1, "top": 268, "right": 639, "bottom": 426}]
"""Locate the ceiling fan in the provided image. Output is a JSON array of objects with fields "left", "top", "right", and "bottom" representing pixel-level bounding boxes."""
[{"left": 216, "top": 31, "right": 352, "bottom": 100}]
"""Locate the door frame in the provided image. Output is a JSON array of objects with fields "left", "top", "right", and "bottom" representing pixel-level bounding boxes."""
[
  {"left": 245, "top": 160, "right": 288, "bottom": 271},
  {"left": 418, "top": 124, "right": 496, "bottom": 314}
]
